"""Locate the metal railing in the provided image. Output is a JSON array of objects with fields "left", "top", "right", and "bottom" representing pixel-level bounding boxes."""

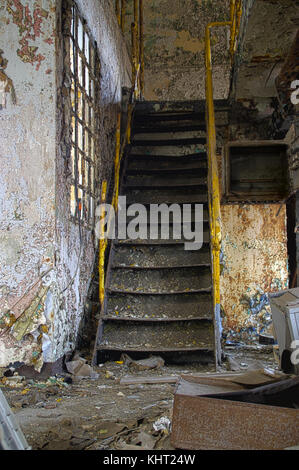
[
  {"left": 205, "top": 0, "right": 242, "bottom": 360},
  {"left": 100, "top": 0, "right": 242, "bottom": 317},
  {"left": 99, "top": 1, "right": 144, "bottom": 305}
]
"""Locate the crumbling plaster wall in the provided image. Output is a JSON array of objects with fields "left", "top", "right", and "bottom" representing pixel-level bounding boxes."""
[
  {"left": 124, "top": 0, "right": 232, "bottom": 100},
  {"left": 231, "top": 0, "right": 298, "bottom": 124},
  {"left": 217, "top": 0, "right": 296, "bottom": 343},
  {"left": 0, "top": 0, "right": 131, "bottom": 371},
  {"left": 0, "top": 0, "right": 57, "bottom": 370},
  {"left": 220, "top": 203, "right": 289, "bottom": 343}
]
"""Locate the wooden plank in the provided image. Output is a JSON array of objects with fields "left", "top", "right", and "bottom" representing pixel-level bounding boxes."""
[{"left": 120, "top": 375, "right": 179, "bottom": 385}]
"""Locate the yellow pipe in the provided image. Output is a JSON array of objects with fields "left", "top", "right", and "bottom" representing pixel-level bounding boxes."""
[
  {"left": 205, "top": 2, "right": 243, "bottom": 310},
  {"left": 205, "top": 21, "right": 231, "bottom": 309},
  {"left": 134, "top": 0, "right": 139, "bottom": 60},
  {"left": 99, "top": 180, "right": 107, "bottom": 305},
  {"left": 121, "top": 0, "right": 126, "bottom": 32},
  {"left": 126, "top": 103, "right": 133, "bottom": 145},
  {"left": 139, "top": 0, "right": 144, "bottom": 95},
  {"left": 230, "top": 0, "right": 242, "bottom": 58},
  {"left": 115, "top": 0, "right": 121, "bottom": 26},
  {"left": 131, "top": 22, "right": 137, "bottom": 89}
]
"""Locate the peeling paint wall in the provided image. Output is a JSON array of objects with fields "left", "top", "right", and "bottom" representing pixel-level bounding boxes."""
[
  {"left": 0, "top": 0, "right": 57, "bottom": 370},
  {"left": 124, "top": 0, "right": 231, "bottom": 100},
  {"left": 0, "top": 0, "right": 131, "bottom": 371},
  {"left": 220, "top": 203, "right": 289, "bottom": 343}
]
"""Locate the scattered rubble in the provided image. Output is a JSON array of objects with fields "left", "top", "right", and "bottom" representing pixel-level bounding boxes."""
[{"left": 0, "top": 345, "right": 284, "bottom": 450}]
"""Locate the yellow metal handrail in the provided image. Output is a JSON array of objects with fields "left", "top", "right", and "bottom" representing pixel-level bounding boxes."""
[
  {"left": 205, "top": 1, "right": 242, "bottom": 359},
  {"left": 99, "top": 1, "right": 144, "bottom": 305}
]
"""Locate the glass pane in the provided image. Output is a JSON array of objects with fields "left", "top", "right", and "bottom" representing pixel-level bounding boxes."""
[
  {"left": 85, "top": 67, "right": 89, "bottom": 94},
  {"left": 84, "top": 192, "right": 89, "bottom": 220},
  {"left": 78, "top": 122, "right": 83, "bottom": 151},
  {"left": 90, "top": 165, "right": 94, "bottom": 192},
  {"left": 90, "top": 136, "right": 94, "bottom": 161},
  {"left": 84, "top": 33, "right": 90, "bottom": 63},
  {"left": 78, "top": 17, "right": 83, "bottom": 51},
  {"left": 77, "top": 89, "right": 83, "bottom": 119},
  {"left": 71, "top": 145, "right": 76, "bottom": 179},
  {"left": 70, "top": 38, "right": 74, "bottom": 73},
  {"left": 71, "top": 115, "right": 76, "bottom": 142},
  {"left": 71, "top": 6, "right": 76, "bottom": 37},
  {"left": 85, "top": 160, "right": 89, "bottom": 187},
  {"left": 71, "top": 79, "right": 76, "bottom": 111},
  {"left": 90, "top": 107, "right": 94, "bottom": 131},
  {"left": 78, "top": 188, "right": 83, "bottom": 220},
  {"left": 84, "top": 129, "right": 89, "bottom": 155},
  {"left": 89, "top": 196, "right": 94, "bottom": 222},
  {"left": 84, "top": 101, "right": 89, "bottom": 123},
  {"left": 78, "top": 152, "right": 82, "bottom": 185},
  {"left": 90, "top": 78, "right": 94, "bottom": 99},
  {"left": 78, "top": 55, "right": 83, "bottom": 87},
  {"left": 70, "top": 185, "right": 76, "bottom": 216}
]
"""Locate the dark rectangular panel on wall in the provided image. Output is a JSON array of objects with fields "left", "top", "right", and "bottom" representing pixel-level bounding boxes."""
[{"left": 223, "top": 141, "right": 289, "bottom": 202}]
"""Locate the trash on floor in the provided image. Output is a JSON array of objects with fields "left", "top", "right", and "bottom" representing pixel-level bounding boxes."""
[
  {"left": 121, "top": 354, "right": 165, "bottom": 371},
  {"left": 65, "top": 353, "right": 99, "bottom": 379}
]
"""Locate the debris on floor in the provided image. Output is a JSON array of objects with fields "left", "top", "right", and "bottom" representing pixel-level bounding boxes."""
[
  {"left": 0, "top": 345, "right": 289, "bottom": 450},
  {"left": 121, "top": 354, "right": 165, "bottom": 371},
  {"left": 65, "top": 353, "right": 99, "bottom": 379}
]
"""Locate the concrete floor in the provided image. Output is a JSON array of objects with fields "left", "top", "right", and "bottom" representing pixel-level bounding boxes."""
[{"left": 1, "top": 345, "right": 277, "bottom": 450}]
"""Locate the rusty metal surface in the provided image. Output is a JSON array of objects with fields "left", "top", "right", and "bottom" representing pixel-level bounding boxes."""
[
  {"left": 171, "top": 377, "right": 299, "bottom": 450},
  {"left": 220, "top": 203, "right": 289, "bottom": 343}
]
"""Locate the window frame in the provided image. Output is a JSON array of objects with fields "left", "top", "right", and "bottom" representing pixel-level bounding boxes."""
[{"left": 66, "top": 1, "right": 101, "bottom": 228}]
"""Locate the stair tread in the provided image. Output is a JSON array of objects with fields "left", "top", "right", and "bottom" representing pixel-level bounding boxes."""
[
  {"left": 97, "top": 319, "right": 214, "bottom": 350},
  {"left": 134, "top": 124, "right": 206, "bottom": 133},
  {"left": 131, "top": 138, "right": 206, "bottom": 146},
  {"left": 128, "top": 152, "right": 207, "bottom": 164},
  {"left": 134, "top": 112, "right": 205, "bottom": 122},
  {"left": 93, "top": 100, "right": 216, "bottom": 366},
  {"left": 101, "top": 315, "right": 212, "bottom": 322},
  {"left": 111, "top": 263, "right": 211, "bottom": 270},
  {"left": 108, "top": 287, "right": 212, "bottom": 295},
  {"left": 116, "top": 239, "right": 209, "bottom": 246},
  {"left": 125, "top": 191, "right": 208, "bottom": 204},
  {"left": 97, "top": 345, "right": 214, "bottom": 352},
  {"left": 124, "top": 180, "right": 207, "bottom": 189},
  {"left": 112, "top": 244, "right": 211, "bottom": 267}
]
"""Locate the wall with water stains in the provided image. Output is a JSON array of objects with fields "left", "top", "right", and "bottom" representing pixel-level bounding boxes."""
[
  {"left": 0, "top": 0, "right": 57, "bottom": 371},
  {"left": 124, "top": 0, "right": 231, "bottom": 100},
  {"left": 220, "top": 203, "right": 289, "bottom": 343},
  {"left": 0, "top": 0, "right": 130, "bottom": 372}
]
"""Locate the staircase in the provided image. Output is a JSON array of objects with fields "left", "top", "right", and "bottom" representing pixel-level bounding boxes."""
[{"left": 93, "top": 101, "right": 221, "bottom": 366}]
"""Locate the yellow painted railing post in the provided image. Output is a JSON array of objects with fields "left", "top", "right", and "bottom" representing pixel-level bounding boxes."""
[
  {"left": 115, "top": 0, "right": 121, "bottom": 26},
  {"left": 121, "top": 0, "right": 126, "bottom": 32},
  {"left": 131, "top": 22, "right": 137, "bottom": 90},
  {"left": 205, "top": 22, "right": 230, "bottom": 313},
  {"left": 139, "top": 0, "right": 144, "bottom": 95},
  {"left": 99, "top": 180, "right": 107, "bottom": 306},
  {"left": 204, "top": 1, "right": 243, "bottom": 365},
  {"left": 134, "top": 0, "right": 139, "bottom": 60}
]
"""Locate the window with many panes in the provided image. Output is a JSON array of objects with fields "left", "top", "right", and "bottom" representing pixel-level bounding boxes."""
[{"left": 68, "top": 1, "right": 100, "bottom": 227}]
